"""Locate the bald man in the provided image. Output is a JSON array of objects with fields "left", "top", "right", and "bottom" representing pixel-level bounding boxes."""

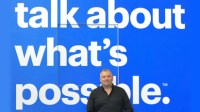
[{"left": 87, "top": 69, "right": 133, "bottom": 112}]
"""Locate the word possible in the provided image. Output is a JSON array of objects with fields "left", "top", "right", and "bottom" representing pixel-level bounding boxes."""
[{"left": 16, "top": 76, "right": 170, "bottom": 110}]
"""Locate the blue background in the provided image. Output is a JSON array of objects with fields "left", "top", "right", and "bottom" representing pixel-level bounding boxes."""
[{"left": 0, "top": 0, "right": 199, "bottom": 112}]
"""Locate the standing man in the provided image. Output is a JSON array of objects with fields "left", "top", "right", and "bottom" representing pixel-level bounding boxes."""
[{"left": 87, "top": 69, "right": 134, "bottom": 112}]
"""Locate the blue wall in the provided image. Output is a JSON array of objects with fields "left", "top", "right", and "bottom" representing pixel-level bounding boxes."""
[{"left": 0, "top": 0, "right": 197, "bottom": 112}]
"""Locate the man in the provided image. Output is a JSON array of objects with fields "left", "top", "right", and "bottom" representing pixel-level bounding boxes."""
[{"left": 87, "top": 69, "right": 134, "bottom": 112}]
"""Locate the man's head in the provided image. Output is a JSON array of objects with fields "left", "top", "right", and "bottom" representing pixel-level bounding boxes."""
[{"left": 100, "top": 69, "right": 113, "bottom": 87}]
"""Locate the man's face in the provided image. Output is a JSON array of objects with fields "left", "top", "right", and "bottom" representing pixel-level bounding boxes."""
[{"left": 100, "top": 71, "right": 113, "bottom": 87}]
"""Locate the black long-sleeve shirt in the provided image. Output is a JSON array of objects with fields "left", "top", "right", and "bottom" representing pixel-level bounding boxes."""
[{"left": 87, "top": 85, "right": 133, "bottom": 112}]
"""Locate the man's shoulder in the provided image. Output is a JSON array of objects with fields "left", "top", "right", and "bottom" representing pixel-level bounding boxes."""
[
  {"left": 113, "top": 85, "right": 126, "bottom": 92},
  {"left": 92, "top": 86, "right": 102, "bottom": 93}
]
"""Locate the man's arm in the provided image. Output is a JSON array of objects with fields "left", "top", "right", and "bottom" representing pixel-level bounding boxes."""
[
  {"left": 122, "top": 89, "right": 134, "bottom": 112},
  {"left": 87, "top": 91, "right": 95, "bottom": 112}
]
